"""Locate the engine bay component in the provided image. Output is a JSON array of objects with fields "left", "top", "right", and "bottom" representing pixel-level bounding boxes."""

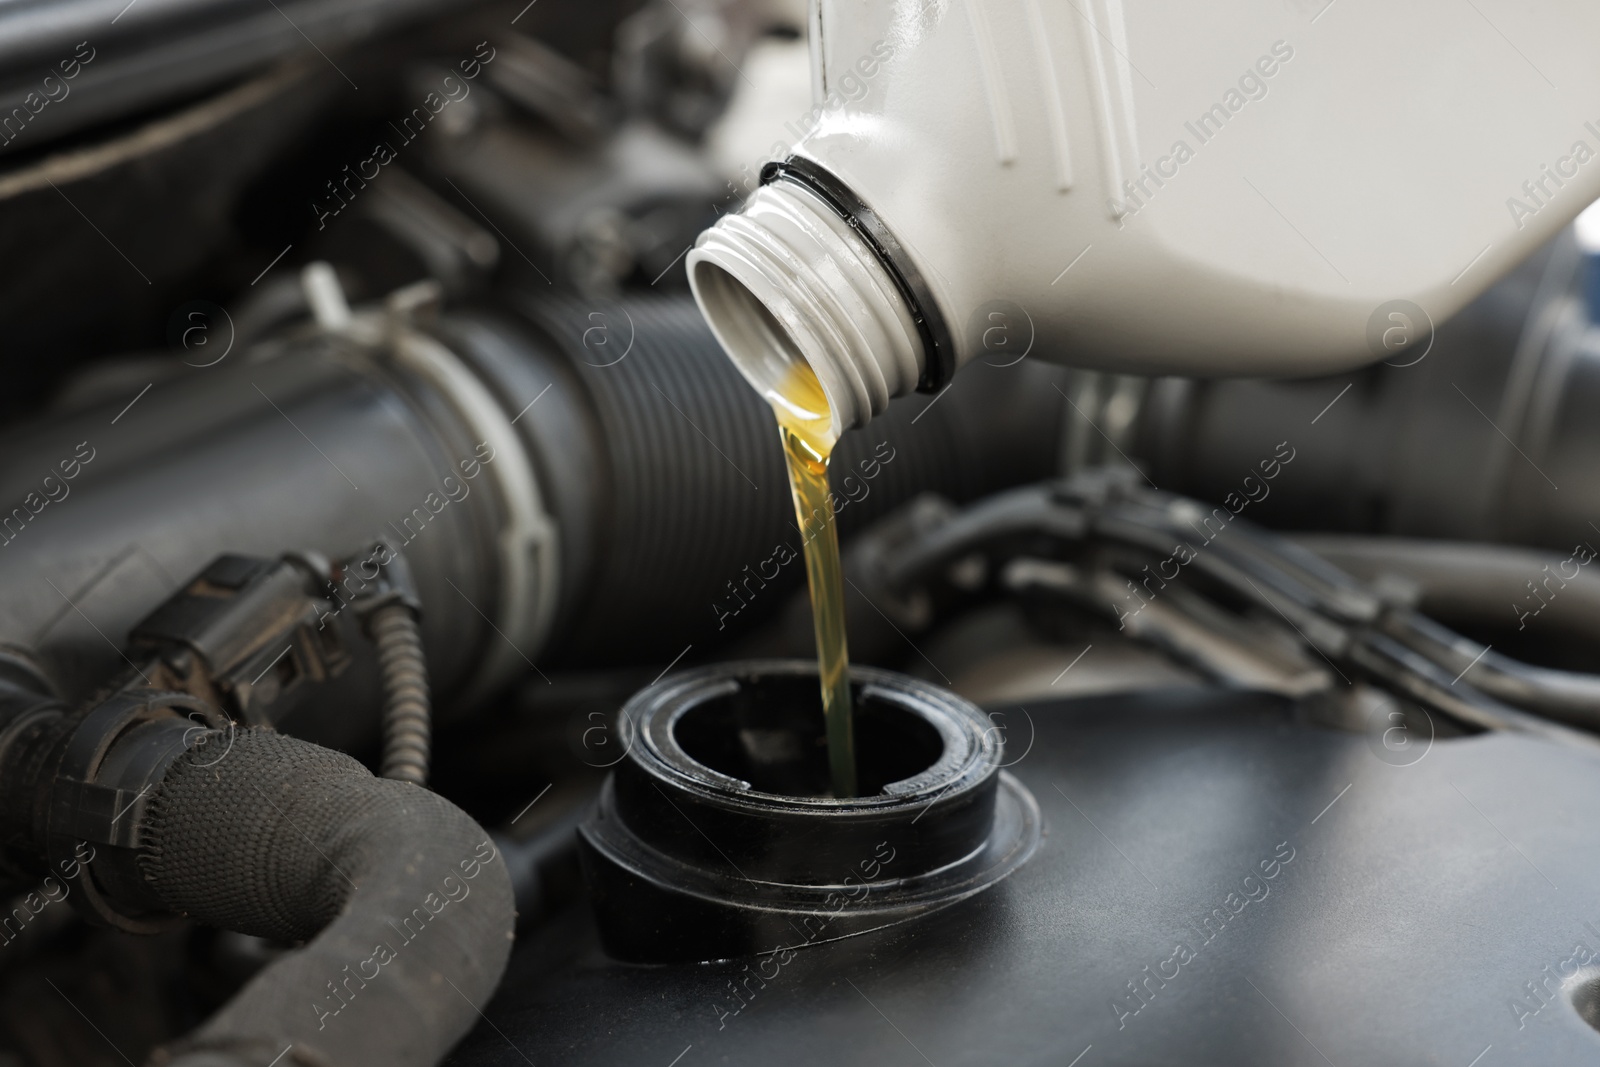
[
  {"left": 460, "top": 684, "right": 1600, "bottom": 1067},
  {"left": 1133, "top": 235, "right": 1600, "bottom": 552},
  {"left": 5, "top": 3, "right": 1600, "bottom": 1064},
  {"left": 0, "top": 286, "right": 1070, "bottom": 751},
  {"left": 142, "top": 730, "right": 511, "bottom": 1067},
  {"left": 578, "top": 660, "right": 1039, "bottom": 962},
  {"left": 848, "top": 472, "right": 1600, "bottom": 748},
  {"left": 0, "top": 557, "right": 512, "bottom": 1067},
  {"left": 0, "top": 0, "right": 477, "bottom": 157}
]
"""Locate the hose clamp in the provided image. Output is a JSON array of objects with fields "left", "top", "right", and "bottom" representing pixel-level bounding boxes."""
[
  {"left": 315, "top": 270, "right": 560, "bottom": 704},
  {"left": 48, "top": 689, "right": 225, "bottom": 932}
]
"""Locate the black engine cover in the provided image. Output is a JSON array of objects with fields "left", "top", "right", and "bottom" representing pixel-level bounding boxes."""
[{"left": 451, "top": 687, "right": 1600, "bottom": 1066}]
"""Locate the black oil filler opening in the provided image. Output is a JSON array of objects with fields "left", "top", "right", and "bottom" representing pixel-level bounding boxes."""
[{"left": 673, "top": 674, "right": 944, "bottom": 798}]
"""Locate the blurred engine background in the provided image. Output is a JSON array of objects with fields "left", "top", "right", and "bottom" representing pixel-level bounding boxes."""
[{"left": 3, "top": 0, "right": 1600, "bottom": 1064}]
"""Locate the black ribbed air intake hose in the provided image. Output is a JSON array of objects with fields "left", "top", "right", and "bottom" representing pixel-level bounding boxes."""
[
  {"left": 137, "top": 728, "right": 513, "bottom": 1067},
  {"left": 485, "top": 295, "right": 1071, "bottom": 662},
  {"left": 0, "top": 292, "right": 1072, "bottom": 737}
]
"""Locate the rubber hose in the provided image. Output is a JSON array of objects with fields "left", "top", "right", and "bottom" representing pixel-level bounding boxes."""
[
  {"left": 1294, "top": 535, "right": 1600, "bottom": 644},
  {"left": 516, "top": 295, "right": 1068, "bottom": 661},
  {"left": 370, "top": 604, "right": 431, "bottom": 785},
  {"left": 137, "top": 729, "right": 513, "bottom": 1067},
  {"left": 1297, "top": 535, "right": 1600, "bottom": 726}
]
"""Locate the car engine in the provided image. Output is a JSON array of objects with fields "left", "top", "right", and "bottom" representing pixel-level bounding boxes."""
[{"left": 2, "top": 2, "right": 1599, "bottom": 1065}]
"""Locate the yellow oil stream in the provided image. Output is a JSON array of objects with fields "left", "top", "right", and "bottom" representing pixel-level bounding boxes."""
[{"left": 766, "top": 361, "right": 856, "bottom": 798}]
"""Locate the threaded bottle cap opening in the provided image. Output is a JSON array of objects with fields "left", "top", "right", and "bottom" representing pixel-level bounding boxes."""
[
  {"left": 686, "top": 181, "right": 926, "bottom": 436},
  {"left": 689, "top": 256, "right": 820, "bottom": 417}
]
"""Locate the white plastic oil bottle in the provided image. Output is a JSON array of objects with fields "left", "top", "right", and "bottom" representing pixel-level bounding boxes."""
[
  {"left": 689, "top": 0, "right": 1600, "bottom": 794},
  {"left": 688, "top": 0, "right": 1600, "bottom": 435}
]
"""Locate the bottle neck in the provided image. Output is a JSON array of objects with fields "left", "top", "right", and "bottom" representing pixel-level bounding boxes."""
[{"left": 686, "top": 180, "right": 925, "bottom": 436}]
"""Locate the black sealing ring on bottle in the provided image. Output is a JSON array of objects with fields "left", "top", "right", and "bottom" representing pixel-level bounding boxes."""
[
  {"left": 760, "top": 157, "right": 957, "bottom": 394},
  {"left": 577, "top": 659, "right": 1040, "bottom": 964}
]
